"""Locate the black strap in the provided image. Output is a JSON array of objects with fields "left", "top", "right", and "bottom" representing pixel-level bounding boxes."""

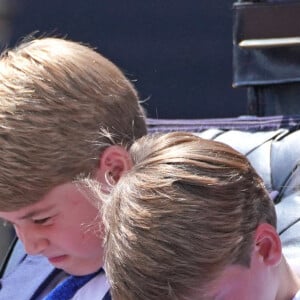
[{"left": 234, "top": 1, "right": 300, "bottom": 43}]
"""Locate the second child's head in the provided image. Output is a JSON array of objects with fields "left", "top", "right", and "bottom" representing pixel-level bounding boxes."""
[{"left": 103, "top": 132, "right": 282, "bottom": 300}]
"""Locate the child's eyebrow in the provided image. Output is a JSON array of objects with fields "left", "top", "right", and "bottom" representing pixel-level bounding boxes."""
[{"left": 19, "top": 205, "right": 55, "bottom": 220}]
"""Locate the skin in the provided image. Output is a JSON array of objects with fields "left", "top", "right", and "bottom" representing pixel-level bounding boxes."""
[
  {"left": 204, "top": 224, "right": 300, "bottom": 300},
  {"left": 0, "top": 145, "right": 132, "bottom": 276},
  {"left": 0, "top": 182, "right": 103, "bottom": 276},
  {"left": 207, "top": 263, "right": 277, "bottom": 300}
]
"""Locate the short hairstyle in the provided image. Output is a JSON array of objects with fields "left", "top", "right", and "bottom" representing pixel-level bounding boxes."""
[
  {"left": 103, "top": 132, "right": 276, "bottom": 300},
  {"left": 0, "top": 36, "right": 146, "bottom": 211}
]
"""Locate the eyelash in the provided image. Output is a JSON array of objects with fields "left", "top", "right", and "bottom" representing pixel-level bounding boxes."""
[{"left": 33, "top": 217, "right": 52, "bottom": 225}]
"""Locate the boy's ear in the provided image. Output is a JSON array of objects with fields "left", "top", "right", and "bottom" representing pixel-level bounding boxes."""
[
  {"left": 94, "top": 145, "right": 132, "bottom": 185},
  {"left": 253, "top": 223, "right": 282, "bottom": 267}
]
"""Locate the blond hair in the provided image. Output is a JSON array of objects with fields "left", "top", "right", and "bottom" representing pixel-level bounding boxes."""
[
  {"left": 103, "top": 132, "right": 276, "bottom": 300},
  {"left": 0, "top": 36, "right": 146, "bottom": 211}
]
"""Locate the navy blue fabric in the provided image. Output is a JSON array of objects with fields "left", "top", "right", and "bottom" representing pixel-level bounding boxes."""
[{"left": 103, "top": 290, "right": 111, "bottom": 300}]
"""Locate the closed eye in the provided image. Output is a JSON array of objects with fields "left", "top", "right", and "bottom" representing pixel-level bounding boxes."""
[{"left": 33, "top": 217, "right": 53, "bottom": 225}]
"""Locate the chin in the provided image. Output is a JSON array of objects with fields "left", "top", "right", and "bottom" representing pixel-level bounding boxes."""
[{"left": 63, "top": 263, "right": 102, "bottom": 276}]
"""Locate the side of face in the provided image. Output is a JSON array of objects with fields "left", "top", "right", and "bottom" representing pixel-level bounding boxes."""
[
  {"left": 205, "top": 224, "right": 282, "bottom": 300},
  {"left": 0, "top": 182, "right": 103, "bottom": 275},
  {"left": 0, "top": 145, "right": 132, "bottom": 275}
]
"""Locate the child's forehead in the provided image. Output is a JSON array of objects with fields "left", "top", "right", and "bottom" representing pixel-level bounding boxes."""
[
  {"left": 0, "top": 181, "right": 97, "bottom": 223},
  {"left": 0, "top": 199, "right": 55, "bottom": 222}
]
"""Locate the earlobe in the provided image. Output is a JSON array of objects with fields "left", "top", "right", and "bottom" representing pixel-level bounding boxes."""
[
  {"left": 254, "top": 223, "right": 282, "bottom": 267},
  {"left": 95, "top": 145, "right": 132, "bottom": 185}
]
